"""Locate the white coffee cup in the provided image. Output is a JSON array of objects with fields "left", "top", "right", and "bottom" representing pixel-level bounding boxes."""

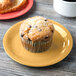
[{"left": 53, "top": 0, "right": 76, "bottom": 17}]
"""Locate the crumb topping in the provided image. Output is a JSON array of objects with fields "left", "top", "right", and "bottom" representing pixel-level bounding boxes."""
[{"left": 20, "top": 16, "right": 54, "bottom": 42}]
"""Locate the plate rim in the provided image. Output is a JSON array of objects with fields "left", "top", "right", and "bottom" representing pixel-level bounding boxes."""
[
  {"left": 3, "top": 20, "right": 73, "bottom": 67},
  {"left": 0, "top": 0, "right": 33, "bottom": 20}
]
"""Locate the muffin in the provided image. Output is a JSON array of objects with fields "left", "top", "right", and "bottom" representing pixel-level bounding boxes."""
[
  {"left": 0, "top": 0, "right": 27, "bottom": 14},
  {"left": 20, "top": 16, "right": 54, "bottom": 53}
]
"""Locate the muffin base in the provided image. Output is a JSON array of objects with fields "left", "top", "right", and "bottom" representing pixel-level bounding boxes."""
[{"left": 21, "top": 38, "right": 52, "bottom": 53}]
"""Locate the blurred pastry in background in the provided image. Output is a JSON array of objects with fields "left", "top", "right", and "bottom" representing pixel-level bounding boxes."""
[{"left": 0, "top": 0, "right": 27, "bottom": 14}]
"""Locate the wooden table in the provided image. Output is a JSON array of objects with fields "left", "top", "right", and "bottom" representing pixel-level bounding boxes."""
[{"left": 0, "top": 0, "right": 76, "bottom": 76}]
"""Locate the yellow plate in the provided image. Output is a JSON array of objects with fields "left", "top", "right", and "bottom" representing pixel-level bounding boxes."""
[{"left": 3, "top": 20, "right": 73, "bottom": 67}]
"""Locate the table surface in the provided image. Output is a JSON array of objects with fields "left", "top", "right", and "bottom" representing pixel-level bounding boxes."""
[{"left": 0, "top": 0, "right": 76, "bottom": 76}]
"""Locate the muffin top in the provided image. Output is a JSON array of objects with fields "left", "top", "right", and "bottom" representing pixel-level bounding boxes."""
[{"left": 20, "top": 16, "right": 54, "bottom": 42}]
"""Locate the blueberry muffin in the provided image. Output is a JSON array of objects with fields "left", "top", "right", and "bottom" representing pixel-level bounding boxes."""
[{"left": 20, "top": 16, "right": 54, "bottom": 53}]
